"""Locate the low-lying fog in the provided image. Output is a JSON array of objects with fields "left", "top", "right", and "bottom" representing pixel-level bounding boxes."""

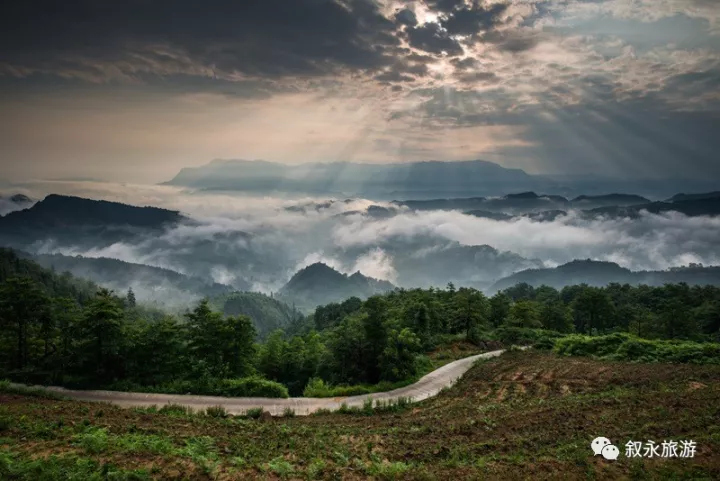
[{"left": 8, "top": 181, "right": 720, "bottom": 297}]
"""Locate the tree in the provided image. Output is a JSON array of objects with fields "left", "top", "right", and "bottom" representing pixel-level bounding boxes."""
[
  {"left": 258, "top": 329, "right": 287, "bottom": 382},
  {"left": 572, "top": 287, "right": 614, "bottom": 334},
  {"left": 508, "top": 300, "right": 542, "bottom": 328},
  {"left": 694, "top": 300, "right": 720, "bottom": 339},
  {"left": 0, "top": 277, "right": 51, "bottom": 371},
  {"left": 379, "top": 328, "right": 421, "bottom": 382},
  {"left": 503, "top": 283, "right": 535, "bottom": 301},
  {"left": 224, "top": 315, "right": 257, "bottom": 378},
  {"left": 126, "top": 288, "right": 136, "bottom": 308},
  {"left": 124, "top": 316, "right": 185, "bottom": 385},
  {"left": 78, "top": 288, "right": 124, "bottom": 380},
  {"left": 452, "top": 288, "right": 489, "bottom": 339},
  {"left": 540, "top": 300, "right": 574, "bottom": 333},
  {"left": 51, "top": 297, "right": 81, "bottom": 376},
  {"left": 185, "top": 299, "right": 230, "bottom": 378},
  {"left": 363, "top": 296, "right": 389, "bottom": 383},
  {"left": 489, "top": 292, "right": 512, "bottom": 327}
]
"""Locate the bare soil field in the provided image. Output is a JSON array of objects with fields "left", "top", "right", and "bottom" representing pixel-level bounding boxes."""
[{"left": 2, "top": 350, "right": 719, "bottom": 480}]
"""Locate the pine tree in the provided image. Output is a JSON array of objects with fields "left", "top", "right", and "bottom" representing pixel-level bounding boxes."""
[{"left": 126, "top": 287, "right": 136, "bottom": 308}]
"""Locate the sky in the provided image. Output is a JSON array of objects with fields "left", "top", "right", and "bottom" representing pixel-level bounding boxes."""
[{"left": 0, "top": 0, "right": 719, "bottom": 183}]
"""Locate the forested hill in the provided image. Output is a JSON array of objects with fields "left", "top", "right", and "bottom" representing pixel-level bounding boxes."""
[
  {"left": 280, "top": 262, "right": 395, "bottom": 311},
  {"left": 0, "top": 248, "right": 98, "bottom": 304},
  {"left": 490, "top": 260, "right": 720, "bottom": 292},
  {"left": 585, "top": 196, "right": 720, "bottom": 219},
  {"left": 0, "top": 194, "right": 185, "bottom": 228},
  {"left": 30, "top": 252, "right": 234, "bottom": 304},
  {"left": 209, "top": 291, "right": 300, "bottom": 338}
]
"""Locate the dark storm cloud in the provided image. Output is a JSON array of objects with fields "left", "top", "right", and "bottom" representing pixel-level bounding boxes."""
[
  {"left": 424, "top": 0, "right": 467, "bottom": 14},
  {"left": 440, "top": 4, "right": 508, "bottom": 36},
  {"left": 480, "top": 30, "right": 544, "bottom": 52},
  {"left": 394, "top": 8, "right": 419, "bottom": 27},
  {"left": 405, "top": 22, "right": 464, "bottom": 56},
  {"left": 0, "top": 0, "right": 401, "bottom": 81},
  {"left": 451, "top": 57, "right": 481, "bottom": 70}
]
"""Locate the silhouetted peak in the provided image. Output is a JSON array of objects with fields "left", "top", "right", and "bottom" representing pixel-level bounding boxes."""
[
  {"left": 2, "top": 194, "right": 185, "bottom": 228},
  {"left": 504, "top": 192, "right": 538, "bottom": 199}
]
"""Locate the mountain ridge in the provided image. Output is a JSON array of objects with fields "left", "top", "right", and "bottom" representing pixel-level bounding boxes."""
[
  {"left": 490, "top": 259, "right": 720, "bottom": 292},
  {"left": 280, "top": 262, "right": 395, "bottom": 311}
]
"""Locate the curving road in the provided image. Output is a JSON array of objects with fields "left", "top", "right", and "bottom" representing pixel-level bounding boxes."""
[{"left": 22, "top": 349, "right": 507, "bottom": 416}]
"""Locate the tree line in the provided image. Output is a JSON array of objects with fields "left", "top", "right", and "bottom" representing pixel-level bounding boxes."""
[{"left": 1, "top": 248, "right": 719, "bottom": 396}]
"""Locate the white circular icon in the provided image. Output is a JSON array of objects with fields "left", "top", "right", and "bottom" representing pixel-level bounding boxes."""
[{"left": 591, "top": 437, "right": 612, "bottom": 456}]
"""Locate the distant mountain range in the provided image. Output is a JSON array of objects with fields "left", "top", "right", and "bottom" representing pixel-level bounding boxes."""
[
  {"left": 163, "top": 159, "right": 720, "bottom": 199},
  {"left": 279, "top": 262, "right": 395, "bottom": 311},
  {"left": 164, "top": 159, "right": 554, "bottom": 199},
  {"left": 490, "top": 260, "right": 720, "bottom": 292},
  {"left": 396, "top": 192, "right": 651, "bottom": 214},
  {"left": 584, "top": 194, "right": 720, "bottom": 219}
]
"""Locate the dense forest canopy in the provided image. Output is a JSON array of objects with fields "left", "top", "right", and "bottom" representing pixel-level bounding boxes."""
[{"left": 1, "top": 249, "right": 719, "bottom": 399}]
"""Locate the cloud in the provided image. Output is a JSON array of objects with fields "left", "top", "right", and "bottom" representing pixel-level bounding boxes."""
[
  {"left": 8, "top": 183, "right": 720, "bottom": 301},
  {"left": 441, "top": 4, "right": 508, "bottom": 36},
  {"left": 1, "top": 0, "right": 720, "bottom": 181},
  {"left": 405, "top": 22, "right": 465, "bottom": 56},
  {"left": 0, "top": 0, "right": 401, "bottom": 83},
  {"left": 352, "top": 247, "right": 398, "bottom": 282}
]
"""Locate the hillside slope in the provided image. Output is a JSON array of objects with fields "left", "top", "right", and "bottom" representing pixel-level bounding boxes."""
[
  {"left": 2, "top": 350, "right": 718, "bottom": 479},
  {"left": 30, "top": 252, "right": 233, "bottom": 306}
]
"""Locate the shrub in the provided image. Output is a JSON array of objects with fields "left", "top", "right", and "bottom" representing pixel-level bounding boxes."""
[
  {"left": 205, "top": 406, "right": 227, "bottom": 418},
  {"left": 555, "top": 333, "right": 720, "bottom": 365},
  {"left": 159, "top": 404, "right": 193, "bottom": 416},
  {"left": 74, "top": 427, "right": 109, "bottom": 454},
  {"left": 218, "top": 376, "right": 289, "bottom": 398},
  {"left": 493, "top": 327, "right": 560, "bottom": 346},
  {"left": 244, "top": 408, "right": 264, "bottom": 419},
  {"left": 302, "top": 377, "right": 331, "bottom": 397}
]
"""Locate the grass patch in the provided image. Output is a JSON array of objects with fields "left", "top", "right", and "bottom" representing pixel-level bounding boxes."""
[{"left": 0, "top": 380, "right": 65, "bottom": 400}]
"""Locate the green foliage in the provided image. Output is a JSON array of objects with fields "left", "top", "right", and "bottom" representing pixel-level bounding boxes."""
[
  {"left": 158, "top": 404, "right": 193, "bottom": 416},
  {"left": 217, "top": 376, "right": 289, "bottom": 398},
  {"left": 0, "top": 449, "right": 151, "bottom": 481},
  {"left": 507, "top": 300, "right": 542, "bottom": 328},
  {"left": 0, "top": 380, "right": 65, "bottom": 399},
  {"left": 555, "top": 333, "right": 720, "bottom": 364},
  {"left": 211, "top": 291, "right": 300, "bottom": 338},
  {"left": 3, "top": 247, "right": 720, "bottom": 402},
  {"left": 204, "top": 406, "right": 227, "bottom": 418},
  {"left": 265, "top": 456, "right": 295, "bottom": 478},
  {"left": 244, "top": 408, "right": 264, "bottom": 419},
  {"left": 73, "top": 427, "right": 110, "bottom": 454}
]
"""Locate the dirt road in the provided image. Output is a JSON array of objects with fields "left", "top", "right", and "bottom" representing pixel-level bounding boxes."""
[{"left": 23, "top": 348, "right": 506, "bottom": 416}]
